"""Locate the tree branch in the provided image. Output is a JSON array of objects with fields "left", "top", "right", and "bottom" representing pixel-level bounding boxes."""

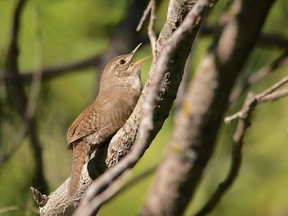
[
  {"left": 197, "top": 77, "right": 288, "bottom": 215},
  {"left": 1, "top": 27, "right": 286, "bottom": 84},
  {"left": 74, "top": 0, "right": 210, "bottom": 215},
  {"left": 35, "top": 0, "right": 209, "bottom": 214},
  {"left": 230, "top": 49, "right": 288, "bottom": 103},
  {"left": 141, "top": 0, "right": 275, "bottom": 215},
  {"left": 225, "top": 75, "right": 288, "bottom": 123}
]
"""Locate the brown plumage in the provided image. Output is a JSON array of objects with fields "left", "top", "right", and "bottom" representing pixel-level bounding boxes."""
[{"left": 67, "top": 44, "right": 148, "bottom": 197}]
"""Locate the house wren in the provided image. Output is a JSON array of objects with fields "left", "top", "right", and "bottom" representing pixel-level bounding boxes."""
[{"left": 67, "top": 44, "right": 148, "bottom": 197}]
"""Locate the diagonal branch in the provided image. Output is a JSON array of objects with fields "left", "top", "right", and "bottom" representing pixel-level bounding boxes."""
[
  {"left": 230, "top": 49, "right": 288, "bottom": 103},
  {"left": 36, "top": 0, "right": 209, "bottom": 215},
  {"left": 74, "top": 1, "right": 211, "bottom": 215},
  {"left": 198, "top": 76, "right": 288, "bottom": 215},
  {"left": 142, "top": 0, "right": 275, "bottom": 215},
  {"left": 225, "top": 75, "right": 288, "bottom": 123}
]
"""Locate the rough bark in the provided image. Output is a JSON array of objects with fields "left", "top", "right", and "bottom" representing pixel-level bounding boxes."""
[
  {"left": 34, "top": 0, "right": 209, "bottom": 215},
  {"left": 141, "top": 0, "right": 275, "bottom": 215}
]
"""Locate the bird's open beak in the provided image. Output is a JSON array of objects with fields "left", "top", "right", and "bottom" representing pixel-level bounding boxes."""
[
  {"left": 133, "top": 56, "right": 151, "bottom": 67},
  {"left": 130, "top": 43, "right": 143, "bottom": 56},
  {"left": 130, "top": 43, "right": 151, "bottom": 67}
]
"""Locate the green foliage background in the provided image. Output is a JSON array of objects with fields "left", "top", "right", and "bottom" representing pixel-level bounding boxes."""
[{"left": 0, "top": 0, "right": 288, "bottom": 215}]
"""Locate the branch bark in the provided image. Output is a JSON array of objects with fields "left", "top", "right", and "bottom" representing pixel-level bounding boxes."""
[
  {"left": 141, "top": 0, "right": 275, "bottom": 215},
  {"left": 35, "top": 0, "right": 209, "bottom": 215}
]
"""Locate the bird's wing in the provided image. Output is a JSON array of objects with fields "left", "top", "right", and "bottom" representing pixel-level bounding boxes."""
[
  {"left": 67, "top": 98, "right": 133, "bottom": 149},
  {"left": 67, "top": 104, "right": 100, "bottom": 145}
]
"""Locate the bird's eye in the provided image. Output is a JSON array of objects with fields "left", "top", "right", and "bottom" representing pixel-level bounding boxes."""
[{"left": 119, "top": 59, "right": 126, "bottom": 65}]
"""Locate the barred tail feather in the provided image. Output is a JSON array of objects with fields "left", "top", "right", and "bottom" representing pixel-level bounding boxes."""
[{"left": 68, "top": 140, "right": 87, "bottom": 198}]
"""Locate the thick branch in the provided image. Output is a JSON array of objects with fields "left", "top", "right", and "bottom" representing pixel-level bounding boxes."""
[
  {"left": 141, "top": 0, "right": 275, "bottom": 215},
  {"left": 74, "top": 0, "right": 209, "bottom": 215},
  {"left": 36, "top": 0, "right": 207, "bottom": 215}
]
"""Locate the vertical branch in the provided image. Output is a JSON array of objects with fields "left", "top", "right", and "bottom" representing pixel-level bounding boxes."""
[
  {"left": 5, "top": 0, "right": 28, "bottom": 114},
  {"left": 4, "top": 0, "right": 48, "bottom": 192},
  {"left": 148, "top": 0, "right": 157, "bottom": 57},
  {"left": 142, "top": 0, "right": 275, "bottom": 215},
  {"left": 137, "top": 0, "right": 158, "bottom": 57}
]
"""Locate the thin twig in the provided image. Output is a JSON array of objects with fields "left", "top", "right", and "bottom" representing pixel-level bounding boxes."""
[
  {"left": 136, "top": 0, "right": 153, "bottom": 32},
  {"left": 229, "top": 50, "right": 288, "bottom": 103},
  {"left": 136, "top": 0, "right": 157, "bottom": 57},
  {"left": 148, "top": 0, "right": 157, "bottom": 57},
  {"left": 225, "top": 75, "right": 288, "bottom": 123},
  {"left": 255, "top": 76, "right": 288, "bottom": 100},
  {"left": 196, "top": 76, "right": 288, "bottom": 215},
  {"left": 0, "top": 55, "right": 101, "bottom": 83},
  {"left": 260, "top": 87, "right": 288, "bottom": 102}
]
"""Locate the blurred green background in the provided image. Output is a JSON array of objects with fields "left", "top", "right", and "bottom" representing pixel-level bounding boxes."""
[{"left": 0, "top": 0, "right": 288, "bottom": 215}]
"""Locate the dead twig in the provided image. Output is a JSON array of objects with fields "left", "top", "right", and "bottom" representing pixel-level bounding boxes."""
[
  {"left": 230, "top": 50, "right": 288, "bottom": 103},
  {"left": 225, "top": 75, "right": 288, "bottom": 123},
  {"left": 137, "top": 0, "right": 157, "bottom": 57},
  {"left": 196, "top": 75, "right": 288, "bottom": 216}
]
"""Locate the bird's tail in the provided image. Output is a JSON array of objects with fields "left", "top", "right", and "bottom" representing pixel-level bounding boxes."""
[{"left": 68, "top": 140, "right": 88, "bottom": 198}]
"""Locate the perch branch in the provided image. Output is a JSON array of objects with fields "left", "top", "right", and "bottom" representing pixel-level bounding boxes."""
[
  {"left": 73, "top": 1, "right": 210, "bottom": 215},
  {"left": 141, "top": 0, "right": 275, "bottom": 215}
]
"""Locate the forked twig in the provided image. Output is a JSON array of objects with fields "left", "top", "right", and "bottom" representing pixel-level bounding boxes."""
[
  {"left": 230, "top": 50, "right": 288, "bottom": 103},
  {"left": 226, "top": 76, "right": 288, "bottom": 123},
  {"left": 196, "top": 76, "right": 288, "bottom": 216},
  {"left": 137, "top": 0, "right": 157, "bottom": 57}
]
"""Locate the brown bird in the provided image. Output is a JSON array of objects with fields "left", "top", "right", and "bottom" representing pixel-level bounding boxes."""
[{"left": 67, "top": 44, "right": 148, "bottom": 197}]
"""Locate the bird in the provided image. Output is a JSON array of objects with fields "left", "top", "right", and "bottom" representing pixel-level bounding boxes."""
[{"left": 66, "top": 44, "right": 148, "bottom": 197}]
